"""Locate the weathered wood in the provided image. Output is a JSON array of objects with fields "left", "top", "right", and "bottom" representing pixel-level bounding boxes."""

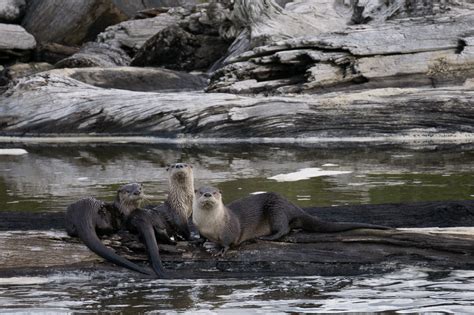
[
  {"left": 55, "top": 42, "right": 131, "bottom": 68},
  {"left": 207, "top": 0, "right": 474, "bottom": 93},
  {"left": 1, "top": 200, "right": 473, "bottom": 277},
  {"left": 1, "top": 74, "right": 473, "bottom": 140},
  {"left": 44, "top": 67, "right": 207, "bottom": 92},
  {"left": 0, "top": 227, "right": 473, "bottom": 278}
]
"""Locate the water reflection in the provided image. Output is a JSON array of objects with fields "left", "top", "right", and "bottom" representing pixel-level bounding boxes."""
[
  {"left": 0, "top": 143, "right": 473, "bottom": 212},
  {"left": 0, "top": 268, "right": 472, "bottom": 313}
]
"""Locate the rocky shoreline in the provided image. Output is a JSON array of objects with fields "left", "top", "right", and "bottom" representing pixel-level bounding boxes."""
[{"left": 0, "top": 0, "right": 473, "bottom": 140}]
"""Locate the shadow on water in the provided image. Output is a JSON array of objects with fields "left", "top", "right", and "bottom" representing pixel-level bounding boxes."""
[{"left": 0, "top": 143, "right": 473, "bottom": 212}]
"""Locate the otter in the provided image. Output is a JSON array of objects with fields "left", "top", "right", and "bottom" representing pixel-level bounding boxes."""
[
  {"left": 126, "top": 163, "right": 195, "bottom": 277},
  {"left": 65, "top": 183, "right": 153, "bottom": 275},
  {"left": 193, "top": 186, "right": 389, "bottom": 254}
]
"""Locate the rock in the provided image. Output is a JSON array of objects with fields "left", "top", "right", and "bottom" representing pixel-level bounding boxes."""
[
  {"left": 1, "top": 73, "right": 473, "bottom": 141},
  {"left": 131, "top": 25, "right": 231, "bottom": 71},
  {"left": 0, "top": 0, "right": 25, "bottom": 23},
  {"left": 22, "top": 0, "right": 128, "bottom": 46},
  {"left": 0, "top": 24, "right": 36, "bottom": 51},
  {"left": 55, "top": 42, "right": 131, "bottom": 68},
  {"left": 45, "top": 67, "right": 206, "bottom": 92},
  {"left": 0, "top": 24, "right": 36, "bottom": 64}
]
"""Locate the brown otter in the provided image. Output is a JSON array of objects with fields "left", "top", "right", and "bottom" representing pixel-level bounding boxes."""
[
  {"left": 193, "top": 186, "right": 389, "bottom": 254},
  {"left": 65, "top": 183, "right": 153, "bottom": 275},
  {"left": 126, "top": 163, "right": 195, "bottom": 277}
]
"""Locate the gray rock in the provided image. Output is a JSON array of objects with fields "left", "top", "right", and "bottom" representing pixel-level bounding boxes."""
[
  {"left": 0, "top": 23, "right": 36, "bottom": 50},
  {"left": 0, "top": 0, "right": 25, "bottom": 22}
]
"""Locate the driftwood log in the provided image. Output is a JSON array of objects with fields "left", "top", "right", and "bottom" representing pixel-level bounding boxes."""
[
  {"left": 1, "top": 73, "right": 473, "bottom": 140},
  {"left": 0, "top": 200, "right": 473, "bottom": 277}
]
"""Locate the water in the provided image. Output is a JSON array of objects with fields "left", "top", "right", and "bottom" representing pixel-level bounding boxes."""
[
  {"left": 0, "top": 268, "right": 473, "bottom": 313},
  {"left": 0, "top": 143, "right": 473, "bottom": 313}
]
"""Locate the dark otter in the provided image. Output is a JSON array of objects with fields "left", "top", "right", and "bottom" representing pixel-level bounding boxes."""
[
  {"left": 193, "top": 186, "right": 389, "bottom": 254},
  {"left": 65, "top": 183, "right": 152, "bottom": 275},
  {"left": 126, "top": 163, "right": 195, "bottom": 277}
]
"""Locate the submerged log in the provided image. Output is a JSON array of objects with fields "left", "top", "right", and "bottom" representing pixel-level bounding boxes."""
[
  {"left": 0, "top": 199, "right": 473, "bottom": 277},
  {"left": 1, "top": 73, "right": 473, "bottom": 140}
]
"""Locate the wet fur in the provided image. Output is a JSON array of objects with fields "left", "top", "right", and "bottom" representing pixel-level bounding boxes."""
[
  {"left": 193, "top": 187, "right": 389, "bottom": 253},
  {"left": 126, "top": 163, "right": 194, "bottom": 277},
  {"left": 65, "top": 184, "right": 152, "bottom": 275}
]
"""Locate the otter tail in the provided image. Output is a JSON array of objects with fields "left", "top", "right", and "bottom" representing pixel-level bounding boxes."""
[
  {"left": 137, "top": 222, "right": 167, "bottom": 278},
  {"left": 76, "top": 226, "right": 153, "bottom": 276},
  {"left": 300, "top": 214, "right": 389, "bottom": 233}
]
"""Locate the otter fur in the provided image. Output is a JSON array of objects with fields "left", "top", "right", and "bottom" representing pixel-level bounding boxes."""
[
  {"left": 126, "top": 163, "right": 195, "bottom": 277},
  {"left": 66, "top": 183, "right": 152, "bottom": 275},
  {"left": 193, "top": 186, "right": 389, "bottom": 254}
]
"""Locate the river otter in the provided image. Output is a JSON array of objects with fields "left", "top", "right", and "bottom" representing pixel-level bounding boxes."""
[
  {"left": 126, "top": 163, "right": 195, "bottom": 277},
  {"left": 65, "top": 183, "right": 152, "bottom": 275},
  {"left": 193, "top": 186, "right": 389, "bottom": 254}
]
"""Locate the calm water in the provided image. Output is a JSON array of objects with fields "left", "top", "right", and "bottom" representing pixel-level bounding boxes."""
[{"left": 0, "top": 143, "right": 473, "bottom": 313}]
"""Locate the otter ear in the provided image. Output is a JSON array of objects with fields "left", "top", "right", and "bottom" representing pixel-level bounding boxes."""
[
  {"left": 190, "top": 165, "right": 193, "bottom": 168},
  {"left": 194, "top": 189, "right": 198, "bottom": 193}
]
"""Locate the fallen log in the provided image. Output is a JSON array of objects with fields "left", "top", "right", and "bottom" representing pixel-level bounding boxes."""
[
  {"left": 0, "top": 227, "right": 472, "bottom": 278},
  {"left": 1, "top": 200, "right": 473, "bottom": 277},
  {"left": 1, "top": 73, "right": 474, "bottom": 140}
]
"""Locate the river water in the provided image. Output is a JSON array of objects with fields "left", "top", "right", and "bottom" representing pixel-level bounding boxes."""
[{"left": 0, "top": 142, "right": 473, "bottom": 313}]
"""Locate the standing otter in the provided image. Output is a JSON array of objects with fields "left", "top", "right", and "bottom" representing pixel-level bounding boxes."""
[
  {"left": 193, "top": 186, "right": 389, "bottom": 254},
  {"left": 126, "top": 163, "right": 195, "bottom": 277},
  {"left": 65, "top": 183, "right": 152, "bottom": 275}
]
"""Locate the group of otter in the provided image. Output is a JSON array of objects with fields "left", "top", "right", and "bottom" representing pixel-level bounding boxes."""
[{"left": 66, "top": 163, "right": 389, "bottom": 277}]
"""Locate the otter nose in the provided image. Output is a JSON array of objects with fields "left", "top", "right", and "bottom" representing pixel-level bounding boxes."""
[{"left": 203, "top": 192, "right": 212, "bottom": 198}]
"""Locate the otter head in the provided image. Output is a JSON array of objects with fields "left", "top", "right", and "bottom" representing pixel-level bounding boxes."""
[
  {"left": 167, "top": 163, "right": 193, "bottom": 184},
  {"left": 193, "top": 186, "right": 222, "bottom": 211},
  {"left": 116, "top": 183, "right": 144, "bottom": 216}
]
